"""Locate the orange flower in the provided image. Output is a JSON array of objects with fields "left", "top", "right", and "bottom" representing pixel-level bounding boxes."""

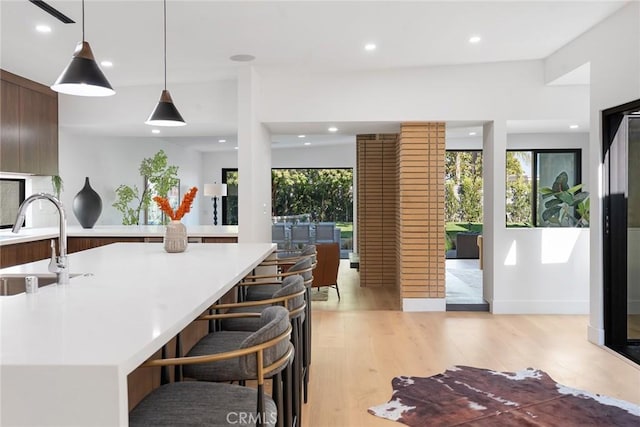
[{"left": 153, "top": 187, "right": 198, "bottom": 221}]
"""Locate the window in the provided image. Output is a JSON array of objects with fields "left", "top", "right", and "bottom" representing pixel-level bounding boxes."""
[
  {"left": 0, "top": 178, "right": 25, "bottom": 228},
  {"left": 506, "top": 149, "right": 582, "bottom": 227},
  {"left": 220, "top": 167, "right": 354, "bottom": 250},
  {"left": 222, "top": 169, "right": 238, "bottom": 225}
]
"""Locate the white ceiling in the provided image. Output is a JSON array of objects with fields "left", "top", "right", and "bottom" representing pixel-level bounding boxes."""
[{"left": 1, "top": 0, "right": 624, "bottom": 151}]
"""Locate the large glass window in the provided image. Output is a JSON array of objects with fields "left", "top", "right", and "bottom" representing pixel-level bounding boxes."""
[
  {"left": 506, "top": 149, "right": 582, "bottom": 227},
  {"left": 221, "top": 167, "right": 353, "bottom": 222}
]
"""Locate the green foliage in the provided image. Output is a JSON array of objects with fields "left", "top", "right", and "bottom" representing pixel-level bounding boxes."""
[
  {"left": 272, "top": 169, "right": 353, "bottom": 222},
  {"left": 445, "top": 223, "right": 470, "bottom": 232},
  {"left": 51, "top": 175, "right": 63, "bottom": 199},
  {"left": 459, "top": 176, "right": 483, "bottom": 222},
  {"left": 505, "top": 152, "right": 533, "bottom": 226},
  {"left": 539, "top": 172, "right": 590, "bottom": 227},
  {"left": 112, "top": 150, "right": 179, "bottom": 225},
  {"left": 445, "top": 181, "right": 460, "bottom": 222},
  {"left": 445, "top": 152, "right": 483, "bottom": 223}
]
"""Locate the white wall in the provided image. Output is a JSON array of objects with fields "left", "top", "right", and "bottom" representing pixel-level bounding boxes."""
[
  {"left": 272, "top": 143, "right": 356, "bottom": 169},
  {"left": 259, "top": 60, "right": 589, "bottom": 123},
  {"left": 57, "top": 132, "right": 203, "bottom": 227},
  {"left": 59, "top": 80, "right": 238, "bottom": 138},
  {"left": 546, "top": 0, "right": 640, "bottom": 343},
  {"left": 202, "top": 143, "right": 356, "bottom": 172}
]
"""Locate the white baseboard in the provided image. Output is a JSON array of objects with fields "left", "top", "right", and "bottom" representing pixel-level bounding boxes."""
[
  {"left": 402, "top": 298, "right": 446, "bottom": 312},
  {"left": 491, "top": 300, "right": 589, "bottom": 314},
  {"left": 588, "top": 324, "right": 605, "bottom": 345}
]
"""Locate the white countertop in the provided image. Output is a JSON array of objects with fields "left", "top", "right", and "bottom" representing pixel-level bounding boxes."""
[
  {"left": 0, "top": 241, "right": 274, "bottom": 426},
  {"left": 0, "top": 224, "right": 239, "bottom": 246}
]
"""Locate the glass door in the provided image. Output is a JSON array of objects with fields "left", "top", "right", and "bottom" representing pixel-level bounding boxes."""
[
  {"left": 628, "top": 117, "right": 640, "bottom": 345},
  {"left": 603, "top": 100, "right": 640, "bottom": 364}
]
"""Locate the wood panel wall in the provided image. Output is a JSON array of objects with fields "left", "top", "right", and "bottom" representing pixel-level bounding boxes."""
[
  {"left": 397, "top": 123, "right": 446, "bottom": 298},
  {"left": 356, "top": 134, "right": 398, "bottom": 288}
]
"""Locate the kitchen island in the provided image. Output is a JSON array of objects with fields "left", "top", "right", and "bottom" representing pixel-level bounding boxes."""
[{"left": 0, "top": 241, "right": 274, "bottom": 426}]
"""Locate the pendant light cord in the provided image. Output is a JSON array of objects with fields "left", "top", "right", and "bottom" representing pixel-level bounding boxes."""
[
  {"left": 81, "top": 0, "right": 85, "bottom": 41},
  {"left": 163, "top": 0, "right": 167, "bottom": 91}
]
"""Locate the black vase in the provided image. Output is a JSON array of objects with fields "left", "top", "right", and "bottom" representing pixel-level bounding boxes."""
[{"left": 73, "top": 177, "right": 102, "bottom": 228}]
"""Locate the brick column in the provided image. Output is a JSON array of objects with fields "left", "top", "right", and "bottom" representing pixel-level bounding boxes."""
[
  {"left": 398, "top": 123, "right": 445, "bottom": 309},
  {"left": 356, "top": 134, "right": 398, "bottom": 288}
]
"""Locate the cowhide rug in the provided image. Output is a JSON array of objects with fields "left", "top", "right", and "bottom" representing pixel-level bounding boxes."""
[{"left": 368, "top": 366, "right": 640, "bottom": 426}]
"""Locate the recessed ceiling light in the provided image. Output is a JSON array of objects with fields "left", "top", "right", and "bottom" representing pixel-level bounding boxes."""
[
  {"left": 298, "top": 134, "right": 306, "bottom": 138},
  {"left": 469, "top": 36, "right": 481, "bottom": 44},
  {"left": 234, "top": 146, "right": 239, "bottom": 150},
  {"left": 469, "top": 131, "right": 477, "bottom": 136},
  {"left": 151, "top": 129, "right": 160, "bottom": 134},
  {"left": 569, "top": 124, "right": 579, "bottom": 129},
  {"left": 218, "top": 139, "right": 226, "bottom": 143},
  {"left": 100, "top": 60, "right": 113, "bottom": 67},
  {"left": 36, "top": 25, "right": 52, "bottom": 33},
  {"left": 304, "top": 142, "right": 311, "bottom": 146},
  {"left": 230, "top": 54, "right": 256, "bottom": 62},
  {"left": 364, "top": 43, "right": 377, "bottom": 51},
  {"left": 328, "top": 127, "right": 338, "bottom": 132}
]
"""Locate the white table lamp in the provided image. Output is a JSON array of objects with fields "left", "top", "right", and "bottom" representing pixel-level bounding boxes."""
[{"left": 204, "top": 183, "right": 227, "bottom": 225}]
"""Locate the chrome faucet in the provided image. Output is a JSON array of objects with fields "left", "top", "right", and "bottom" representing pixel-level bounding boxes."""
[{"left": 12, "top": 193, "right": 69, "bottom": 284}]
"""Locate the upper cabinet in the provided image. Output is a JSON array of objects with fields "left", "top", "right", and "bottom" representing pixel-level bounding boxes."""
[{"left": 0, "top": 69, "right": 58, "bottom": 175}]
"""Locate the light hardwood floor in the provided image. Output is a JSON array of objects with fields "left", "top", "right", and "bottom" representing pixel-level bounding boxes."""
[{"left": 303, "top": 260, "right": 640, "bottom": 427}]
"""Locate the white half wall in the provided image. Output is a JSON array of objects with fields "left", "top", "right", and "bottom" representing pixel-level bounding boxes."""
[{"left": 492, "top": 228, "right": 589, "bottom": 314}]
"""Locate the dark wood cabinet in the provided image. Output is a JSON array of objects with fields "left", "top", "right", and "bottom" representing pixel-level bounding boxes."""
[
  {"left": 67, "top": 237, "right": 145, "bottom": 253},
  {"left": 0, "top": 69, "right": 58, "bottom": 175},
  {"left": 0, "top": 239, "right": 57, "bottom": 268},
  {"left": 0, "top": 79, "right": 20, "bottom": 172},
  {"left": 202, "top": 236, "right": 237, "bottom": 243},
  {"left": 2, "top": 235, "right": 239, "bottom": 268}
]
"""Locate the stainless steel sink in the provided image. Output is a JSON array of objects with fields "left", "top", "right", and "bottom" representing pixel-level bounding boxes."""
[{"left": 0, "top": 273, "right": 83, "bottom": 296}]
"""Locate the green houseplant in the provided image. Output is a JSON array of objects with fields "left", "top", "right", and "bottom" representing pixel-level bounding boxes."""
[
  {"left": 51, "top": 175, "right": 64, "bottom": 199},
  {"left": 539, "top": 171, "right": 590, "bottom": 227},
  {"left": 112, "top": 150, "right": 179, "bottom": 225}
]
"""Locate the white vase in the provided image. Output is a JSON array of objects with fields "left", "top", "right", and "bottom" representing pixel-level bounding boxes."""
[{"left": 164, "top": 220, "right": 187, "bottom": 253}]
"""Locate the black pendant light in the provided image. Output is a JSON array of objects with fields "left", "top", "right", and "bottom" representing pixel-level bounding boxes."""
[
  {"left": 51, "top": 0, "right": 115, "bottom": 97},
  {"left": 146, "top": 0, "right": 186, "bottom": 127}
]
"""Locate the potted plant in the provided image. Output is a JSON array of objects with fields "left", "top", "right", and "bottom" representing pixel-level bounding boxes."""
[
  {"left": 539, "top": 171, "right": 590, "bottom": 227},
  {"left": 112, "top": 150, "right": 179, "bottom": 225}
]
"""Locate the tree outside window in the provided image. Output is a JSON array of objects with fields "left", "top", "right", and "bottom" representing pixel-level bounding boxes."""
[
  {"left": 445, "top": 151, "right": 483, "bottom": 223},
  {"left": 506, "top": 149, "right": 584, "bottom": 227}
]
